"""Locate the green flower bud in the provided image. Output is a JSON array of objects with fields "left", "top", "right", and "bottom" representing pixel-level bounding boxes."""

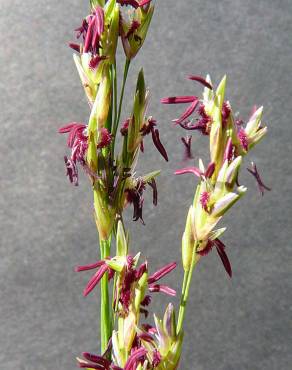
[
  {"left": 153, "top": 305, "right": 184, "bottom": 370},
  {"left": 133, "top": 252, "right": 141, "bottom": 266},
  {"left": 245, "top": 106, "right": 263, "bottom": 134},
  {"left": 165, "top": 331, "right": 184, "bottom": 370},
  {"left": 106, "top": 256, "right": 127, "bottom": 272},
  {"left": 123, "top": 310, "right": 137, "bottom": 352},
  {"left": 93, "top": 184, "right": 114, "bottom": 241},
  {"left": 209, "top": 123, "right": 223, "bottom": 169},
  {"left": 249, "top": 126, "right": 267, "bottom": 149},
  {"left": 208, "top": 227, "right": 226, "bottom": 241},
  {"left": 102, "top": 1, "right": 119, "bottom": 63},
  {"left": 182, "top": 206, "right": 195, "bottom": 271},
  {"left": 88, "top": 66, "right": 111, "bottom": 135},
  {"left": 73, "top": 54, "right": 96, "bottom": 104},
  {"left": 81, "top": 52, "right": 107, "bottom": 86},
  {"left": 112, "top": 330, "right": 125, "bottom": 367},
  {"left": 116, "top": 220, "right": 128, "bottom": 256},
  {"left": 225, "top": 156, "right": 242, "bottom": 187},
  {"left": 127, "top": 69, "right": 149, "bottom": 153},
  {"left": 191, "top": 184, "right": 223, "bottom": 241},
  {"left": 213, "top": 156, "right": 242, "bottom": 197},
  {"left": 195, "top": 217, "right": 222, "bottom": 245},
  {"left": 245, "top": 106, "right": 267, "bottom": 149},
  {"left": 121, "top": 5, "right": 154, "bottom": 60},
  {"left": 90, "top": 0, "right": 105, "bottom": 8},
  {"left": 154, "top": 314, "right": 171, "bottom": 357},
  {"left": 163, "top": 303, "right": 177, "bottom": 341},
  {"left": 211, "top": 186, "right": 247, "bottom": 217},
  {"left": 86, "top": 132, "right": 98, "bottom": 179},
  {"left": 208, "top": 76, "right": 227, "bottom": 172},
  {"left": 141, "top": 170, "right": 161, "bottom": 183},
  {"left": 193, "top": 182, "right": 210, "bottom": 235},
  {"left": 203, "top": 74, "right": 214, "bottom": 103},
  {"left": 215, "top": 75, "right": 227, "bottom": 111},
  {"left": 134, "top": 271, "right": 148, "bottom": 312}
]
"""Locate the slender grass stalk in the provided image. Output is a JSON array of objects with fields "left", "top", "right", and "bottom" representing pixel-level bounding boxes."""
[
  {"left": 111, "top": 59, "right": 131, "bottom": 154},
  {"left": 177, "top": 249, "right": 197, "bottom": 334},
  {"left": 105, "top": 68, "right": 113, "bottom": 134},
  {"left": 112, "top": 61, "right": 118, "bottom": 133},
  {"left": 100, "top": 237, "right": 112, "bottom": 353}
]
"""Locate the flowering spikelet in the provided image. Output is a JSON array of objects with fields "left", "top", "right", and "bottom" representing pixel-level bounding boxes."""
[{"left": 165, "top": 75, "right": 269, "bottom": 286}]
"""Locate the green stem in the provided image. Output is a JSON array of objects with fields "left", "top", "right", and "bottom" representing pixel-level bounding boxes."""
[
  {"left": 177, "top": 250, "right": 197, "bottom": 334},
  {"left": 100, "top": 238, "right": 112, "bottom": 353},
  {"left": 112, "top": 61, "right": 118, "bottom": 134},
  {"left": 111, "top": 59, "right": 131, "bottom": 155},
  {"left": 105, "top": 68, "right": 113, "bottom": 134}
]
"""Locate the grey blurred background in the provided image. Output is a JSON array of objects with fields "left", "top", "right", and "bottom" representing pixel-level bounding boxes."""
[{"left": 1, "top": 0, "right": 292, "bottom": 369}]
